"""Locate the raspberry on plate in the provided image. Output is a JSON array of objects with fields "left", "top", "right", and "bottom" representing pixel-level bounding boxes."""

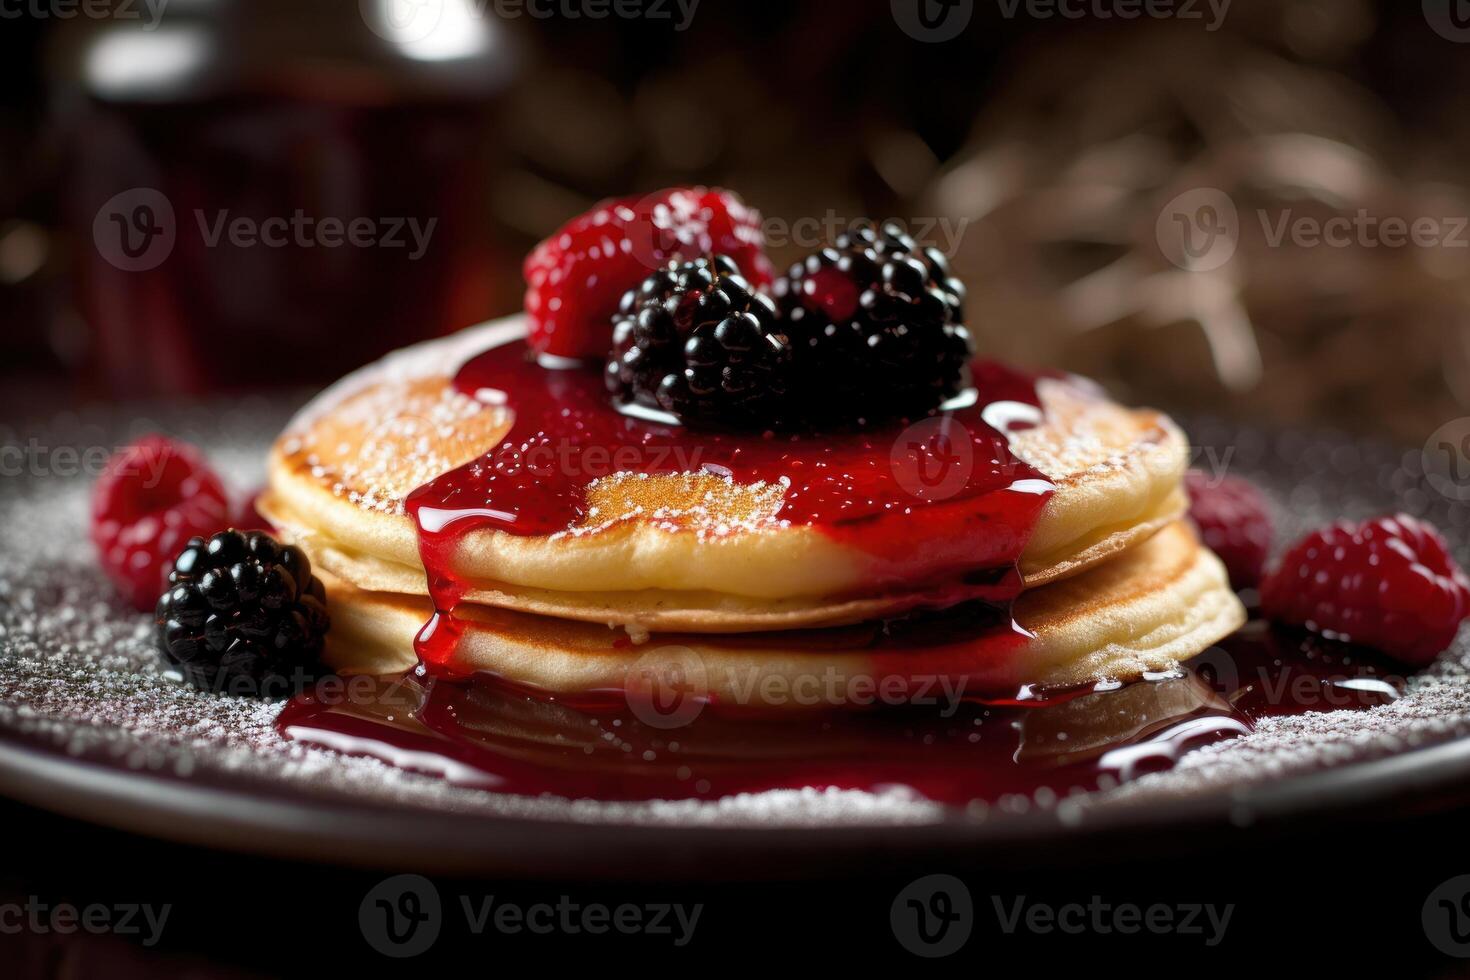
[
  {"left": 1260, "top": 513, "right": 1470, "bottom": 666},
  {"left": 523, "top": 186, "right": 773, "bottom": 361},
  {"left": 1184, "top": 471, "right": 1273, "bottom": 589},
  {"left": 91, "top": 436, "right": 231, "bottom": 612}
]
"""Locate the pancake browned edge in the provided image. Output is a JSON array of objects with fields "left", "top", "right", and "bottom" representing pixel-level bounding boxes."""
[
  {"left": 262, "top": 316, "right": 1191, "bottom": 634},
  {"left": 321, "top": 522, "right": 1245, "bottom": 707}
]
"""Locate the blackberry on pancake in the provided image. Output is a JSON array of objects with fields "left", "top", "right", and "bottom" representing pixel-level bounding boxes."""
[
  {"left": 606, "top": 255, "right": 792, "bottom": 427},
  {"left": 774, "top": 222, "right": 972, "bottom": 422}
]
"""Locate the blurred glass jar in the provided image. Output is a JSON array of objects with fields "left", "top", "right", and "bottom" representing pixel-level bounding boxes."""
[{"left": 49, "top": 0, "right": 522, "bottom": 396}]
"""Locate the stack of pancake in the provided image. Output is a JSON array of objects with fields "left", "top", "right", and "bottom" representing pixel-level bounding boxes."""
[{"left": 261, "top": 318, "right": 1245, "bottom": 706}]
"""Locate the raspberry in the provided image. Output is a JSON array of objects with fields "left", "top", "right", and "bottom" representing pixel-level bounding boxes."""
[
  {"left": 91, "top": 436, "right": 231, "bottom": 612},
  {"left": 1184, "top": 471, "right": 1273, "bottom": 588},
  {"left": 606, "top": 255, "right": 791, "bottom": 427},
  {"left": 524, "top": 187, "right": 773, "bottom": 360},
  {"left": 155, "top": 530, "right": 330, "bottom": 696},
  {"left": 773, "top": 222, "right": 971, "bottom": 422},
  {"left": 1260, "top": 514, "right": 1470, "bottom": 665}
]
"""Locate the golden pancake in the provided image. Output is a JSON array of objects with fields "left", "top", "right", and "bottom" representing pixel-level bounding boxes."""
[
  {"left": 320, "top": 522, "right": 1245, "bottom": 704},
  {"left": 263, "top": 317, "right": 1189, "bottom": 633}
]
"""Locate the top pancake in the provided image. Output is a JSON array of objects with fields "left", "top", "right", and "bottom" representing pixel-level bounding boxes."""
[{"left": 263, "top": 317, "right": 1188, "bottom": 632}]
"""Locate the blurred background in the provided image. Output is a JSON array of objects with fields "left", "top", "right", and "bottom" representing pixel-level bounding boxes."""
[{"left": 1, "top": 0, "right": 1467, "bottom": 443}]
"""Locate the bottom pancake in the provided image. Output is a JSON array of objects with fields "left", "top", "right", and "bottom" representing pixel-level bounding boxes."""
[{"left": 319, "top": 522, "right": 1245, "bottom": 706}]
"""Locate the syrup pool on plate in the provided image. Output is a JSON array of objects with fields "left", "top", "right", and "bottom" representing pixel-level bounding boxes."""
[{"left": 277, "top": 621, "right": 1406, "bottom": 807}]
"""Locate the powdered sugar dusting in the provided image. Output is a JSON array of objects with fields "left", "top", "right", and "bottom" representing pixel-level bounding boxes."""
[
  {"left": 282, "top": 377, "right": 500, "bottom": 516},
  {"left": 2, "top": 398, "right": 1470, "bottom": 833},
  {"left": 572, "top": 470, "right": 789, "bottom": 539}
]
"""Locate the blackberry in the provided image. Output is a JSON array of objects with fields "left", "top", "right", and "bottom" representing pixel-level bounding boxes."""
[
  {"left": 154, "top": 529, "right": 330, "bottom": 697},
  {"left": 773, "top": 222, "right": 972, "bottom": 421},
  {"left": 606, "top": 255, "right": 792, "bottom": 427}
]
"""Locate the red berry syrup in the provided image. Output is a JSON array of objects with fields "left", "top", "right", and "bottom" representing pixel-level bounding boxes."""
[
  {"left": 404, "top": 337, "right": 1057, "bottom": 675},
  {"left": 279, "top": 333, "right": 1414, "bottom": 806}
]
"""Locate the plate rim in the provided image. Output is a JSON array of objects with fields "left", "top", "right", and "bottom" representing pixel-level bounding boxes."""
[{"left": 4, "top": 732, "right": 1470, "bottom": 879}]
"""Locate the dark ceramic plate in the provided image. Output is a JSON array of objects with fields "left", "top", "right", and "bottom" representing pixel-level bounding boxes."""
[{"left": 2, "top": 400, "right": 1468, "bottom": 879}]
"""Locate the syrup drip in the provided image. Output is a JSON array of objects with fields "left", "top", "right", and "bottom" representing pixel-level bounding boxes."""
[
  {"left": 403, "top": 339, "right": 1056, "bottom": 674},
  {"left": 276, "top": 623, "right": 1405, "bottom": 806}
]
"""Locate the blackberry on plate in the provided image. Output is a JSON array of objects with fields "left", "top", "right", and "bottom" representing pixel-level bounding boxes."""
[
  {"left": 606, "top": 255, "right": 792, "bottom": 427},
  {"left": 154, "top": 529, "right": 331, "bottom": 697},
  {"left": 773, "top": 222, "right": 973, "bottom": 422}
]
